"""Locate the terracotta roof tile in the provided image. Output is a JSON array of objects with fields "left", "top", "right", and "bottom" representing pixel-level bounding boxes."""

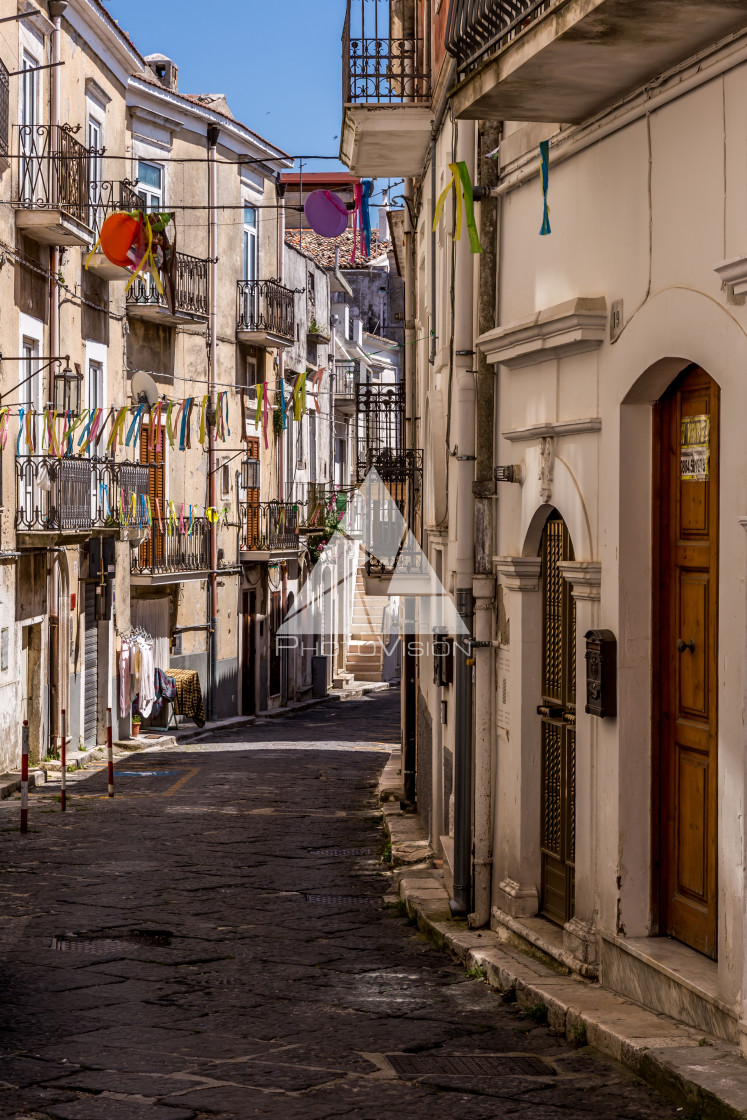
[{"left": 285, "top": 228, "right": 390, "bottom": 270}]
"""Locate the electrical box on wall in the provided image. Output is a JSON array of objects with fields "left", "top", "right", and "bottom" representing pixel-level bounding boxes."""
[{"left": 584, "top": 629, "right": 616, "bottom": 718}]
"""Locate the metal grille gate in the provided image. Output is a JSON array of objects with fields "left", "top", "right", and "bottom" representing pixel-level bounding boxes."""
[
  {"left": 538, "top": 512, "right": 576, "bottom": 925},
  {"left": 83, "top": 583, "right": 98, "bottom": 749}
]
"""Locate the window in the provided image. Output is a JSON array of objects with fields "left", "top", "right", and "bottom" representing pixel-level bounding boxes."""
[
  {"left": 20, "top": 53, "right": 38, "bottom": 201},
  {"left": 296, "top": 413, "right": 304, "bottom": 467},
  {"left": 237, "top": 354, "right": 259, "bottom": 396},
  {"left": 87, "top": 359, "right": 103, "bottom": 416},
  {"left": 88, "top": 115, "right": 103, "bottom": 231},
  {"left": 309, "top": 411, "right": 317, "bottom": 483},
  {"left": 21, "top": 52, "right": 37, "bottom": 132},
  {"left": 220, "top": 461, "right": 231, "bottom": 500},
  {"left": 243, "top": 205, "right": 257, "bottom": 283},
  {"left": 137, "top": 161, "right": 163, "bottom": 212}
]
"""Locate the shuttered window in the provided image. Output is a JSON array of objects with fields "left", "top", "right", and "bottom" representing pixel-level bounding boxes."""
[
  {"left": 139, "top": 420, "right": 165, "bottom": 569},
  {"left": 245, "top": 435, "right": 260, "bottom": 547}
]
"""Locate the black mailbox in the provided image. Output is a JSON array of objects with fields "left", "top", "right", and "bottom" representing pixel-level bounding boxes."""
[
  {"left": 433, "top": 630, "right": 454, "bottom": 687},
  {"left": 584, "top": 629, "right": 616, "bottom": 718}
]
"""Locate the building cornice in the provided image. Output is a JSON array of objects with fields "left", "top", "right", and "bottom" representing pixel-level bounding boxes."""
[
  {"left": 493, "top": 556, "right": 541, "bottom": 592},
  {"left": 557, "top": 560, "right": 601, "bottom": 600},
  {"left": 502, "top": 417, "right": 601, "bottom": 442},
  {"left": 477, "top": 297, "right": 607, "bottom": 369},
  {"left": 127, "top": 78, "right": 292, "bottom": 172}
]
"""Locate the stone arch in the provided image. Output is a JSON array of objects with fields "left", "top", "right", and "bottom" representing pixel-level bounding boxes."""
[{"left": 520, "top": 452, "right": 592, "bottom": 562}]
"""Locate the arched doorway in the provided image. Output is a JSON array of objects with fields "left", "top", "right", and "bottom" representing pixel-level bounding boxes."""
[
  {"left": 654, "top": 364, "right": 719, "bottom": 959},
  {"left": 538, "top": 510, "right": 576, "bottom": 926}
]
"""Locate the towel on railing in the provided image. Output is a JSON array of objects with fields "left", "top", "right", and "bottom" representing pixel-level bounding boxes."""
[{"left": 169, "top": 668, "right": 206, "bottom": 728}]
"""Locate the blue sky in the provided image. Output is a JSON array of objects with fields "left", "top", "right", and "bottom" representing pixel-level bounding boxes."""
[{"left": 104, "top": 0, "right": 347, "bottom": 172}]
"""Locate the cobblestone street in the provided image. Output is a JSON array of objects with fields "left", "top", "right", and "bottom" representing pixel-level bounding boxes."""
[{"left": 0, "top": 692, "right": 680, "bottom": 1120}]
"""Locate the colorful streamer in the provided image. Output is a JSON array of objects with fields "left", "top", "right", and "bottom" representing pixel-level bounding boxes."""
[
  {"left": 539, "top": 140, "right": 551, "bottom": 236},
  {"left": 432, "top": 161, "right": 483, "bottom": 254}
]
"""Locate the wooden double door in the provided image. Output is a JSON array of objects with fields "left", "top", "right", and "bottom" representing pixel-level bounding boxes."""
[{"left": 656, "top": 365, "right": 719, "bottom": 959}]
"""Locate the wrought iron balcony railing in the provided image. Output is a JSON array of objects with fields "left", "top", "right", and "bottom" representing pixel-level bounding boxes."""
[
  {"left": 89, "top": 178, "right": 141, "bottom": 239},
  {"left": 343, "top": 0, "right": 430, "bottom": 105},
  {"left": 241, "top": 501, "right": 301, "bottom": 552},
  {"left": 335, "top": 368, "right": 358, "bottom": 400},
  {"left": 0, "top": 61, "right": 8, "bottom": 161},
  {"left": 133, "top": 518, "right": 211, "bottom": 576},
  {"left": 237, "top": 279, "right": 295, "bottom": 342},
  {"left": 127, "top": 250, "right": 209, "bottom": 318},
  {"left": 355, "top": 381, "right": 406, "bottom": 480},
  {"left": 14, "top": 124, "right": 96, "bottom": 224},
  {"left": 445, "top": 0, "right": 553, "bottom": 76},
  {"left": 15, "top": 457, "right": 150, "bottom": 534}
]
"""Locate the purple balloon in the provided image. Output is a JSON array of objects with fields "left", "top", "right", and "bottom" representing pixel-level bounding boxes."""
[{"left": 304, "top": 190, "right": 349, "bottom": 238}]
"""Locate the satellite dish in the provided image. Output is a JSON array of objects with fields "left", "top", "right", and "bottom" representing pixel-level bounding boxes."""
[{"left": 131, "top": 371, "right": 159, "bottom": 409}]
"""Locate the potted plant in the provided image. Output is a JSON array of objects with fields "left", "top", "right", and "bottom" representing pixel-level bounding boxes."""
[{"left": 131, "top": 713, "right": 142, "bottom": 738}]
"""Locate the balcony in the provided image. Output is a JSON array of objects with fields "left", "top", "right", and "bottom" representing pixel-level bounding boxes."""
[
  {"left": 240, "top": 500, "right": 302, "bottom": 561},
  {"left": 86, "top": 179, "right": 142, "bottom": 280},
  {"left": 446, "top": 0, "right": 747, "bottom": 124},
  {"left": 355, "top": 381, "right": 406, "bottom": 480},
  {"left": 14, "top": 457, "right": 149, "bottom": 547},
  {"left": 126, "top": 251, "right": 209, "bottom": 324},
  {"left": 237, "top": 279, "right": 295, "bottom": 348},
  {"left": 0, "top": 60, "right": 8, "bottom": 171},
  {"left": 340, "top": 0, "right": 434, "bottom": 177},
  {"left": 131, "top": 518, "right": 212, "bottom": 585},
  {"left": 13, "top": 124, "right": 95, "bottom": 246},
  {"left": 334, "top": 362, "right": 359, "bottom": 414}
]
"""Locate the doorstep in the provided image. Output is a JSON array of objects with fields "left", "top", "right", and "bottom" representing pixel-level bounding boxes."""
[
  {"left": 490, "top": 907, "right": 599, "bottom": 980},
  {"left": 600, "top": 931, "right": 738, "bottom": 1045},
  {"left": 381, "top": 775, "right": 747, "bottom": 1120}
]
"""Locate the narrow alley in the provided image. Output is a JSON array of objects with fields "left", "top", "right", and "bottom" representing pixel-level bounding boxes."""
[{"left": 0, "top": 692, "right": 677, "bottom": 1120}]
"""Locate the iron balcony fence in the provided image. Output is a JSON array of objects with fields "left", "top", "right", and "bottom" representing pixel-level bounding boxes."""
[
  {"left": 343, "top": 0, "right": 430, "bottom": 105},
  {"left": 241, "top": 501, "right": 301, "bottom": 552},
  {"left": 133, "top": 517, "right": 210, "bottom": 576},
  {"left": 15, "top": 457, "right": 151, "bottom": 533},
  {"left": 237, "top": 279, "right": 295, "bottom": 341},
  {"left": 0, "top": 60, "right": 8, "bottom": 160},
  {"left": 335, "top": 367, "right": 358, "bottom": 399},
  {"left": 15, "top": 124, "right": 96, "bottom": 224},
  {"left": 304, "top": 484, "right": 360, "bottom": 531},
  {"left": 127, "top": 250, "right": 210, "bottom": 318},
  {"left": 88, "top": 178, "right": 141, "bottom": 239},
  {"left": 445, "top": 0, "right": 554, "bottom": 76},
  {"left": 355, "top": 381, "right": 406, "bottom": 480}
]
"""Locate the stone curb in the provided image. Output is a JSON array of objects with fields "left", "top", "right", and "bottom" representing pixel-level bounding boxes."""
[
  {"left": 378, "top": 758, "right": 747, "bottom": 1120},
  {"left": 0, "top": 769, "right": 45, "bottom": 800},
  {"left": 44, "top": 745, "right": 108, "bottom": 770}
]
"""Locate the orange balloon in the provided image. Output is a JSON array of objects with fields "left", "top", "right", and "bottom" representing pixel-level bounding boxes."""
[{"left": 99, "top": 212, "right": 140, "bottom": 268}]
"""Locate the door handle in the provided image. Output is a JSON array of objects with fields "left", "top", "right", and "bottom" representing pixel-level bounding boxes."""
[{"left": 677, "top": 639, "right": 695, "bottom": 653}]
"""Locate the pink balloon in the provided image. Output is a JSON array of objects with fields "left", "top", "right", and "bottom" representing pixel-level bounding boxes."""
[{"left": 304, "top": 190, "right": 349, "bottom": 238}]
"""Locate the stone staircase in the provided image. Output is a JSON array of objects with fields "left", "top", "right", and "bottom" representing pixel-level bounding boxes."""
[{"left": 344, "top": 569, "right": 386, "bottom": 683}]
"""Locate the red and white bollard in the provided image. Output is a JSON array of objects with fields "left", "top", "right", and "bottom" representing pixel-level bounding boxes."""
[
  {"left": 20, "top": 720, "right": 29, "bottom": 834},
  {"left": 106, "top": 707, "right": 114, "bottom": 798},
  {"left": 60, "top": 707, "right": 67, "bottom": 812}
]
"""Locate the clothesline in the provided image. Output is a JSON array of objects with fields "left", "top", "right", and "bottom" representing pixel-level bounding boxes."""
[{"left": 0, "top": 370, "right": 330, "bottom": 458}]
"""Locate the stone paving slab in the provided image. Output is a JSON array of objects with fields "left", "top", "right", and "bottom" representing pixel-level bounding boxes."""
[
  {"left": 0, "top": 692, "right": 680, "bottom": 1120},
  {"left": 383, "top": 783, "right": 747, "bottom": 1120}
]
